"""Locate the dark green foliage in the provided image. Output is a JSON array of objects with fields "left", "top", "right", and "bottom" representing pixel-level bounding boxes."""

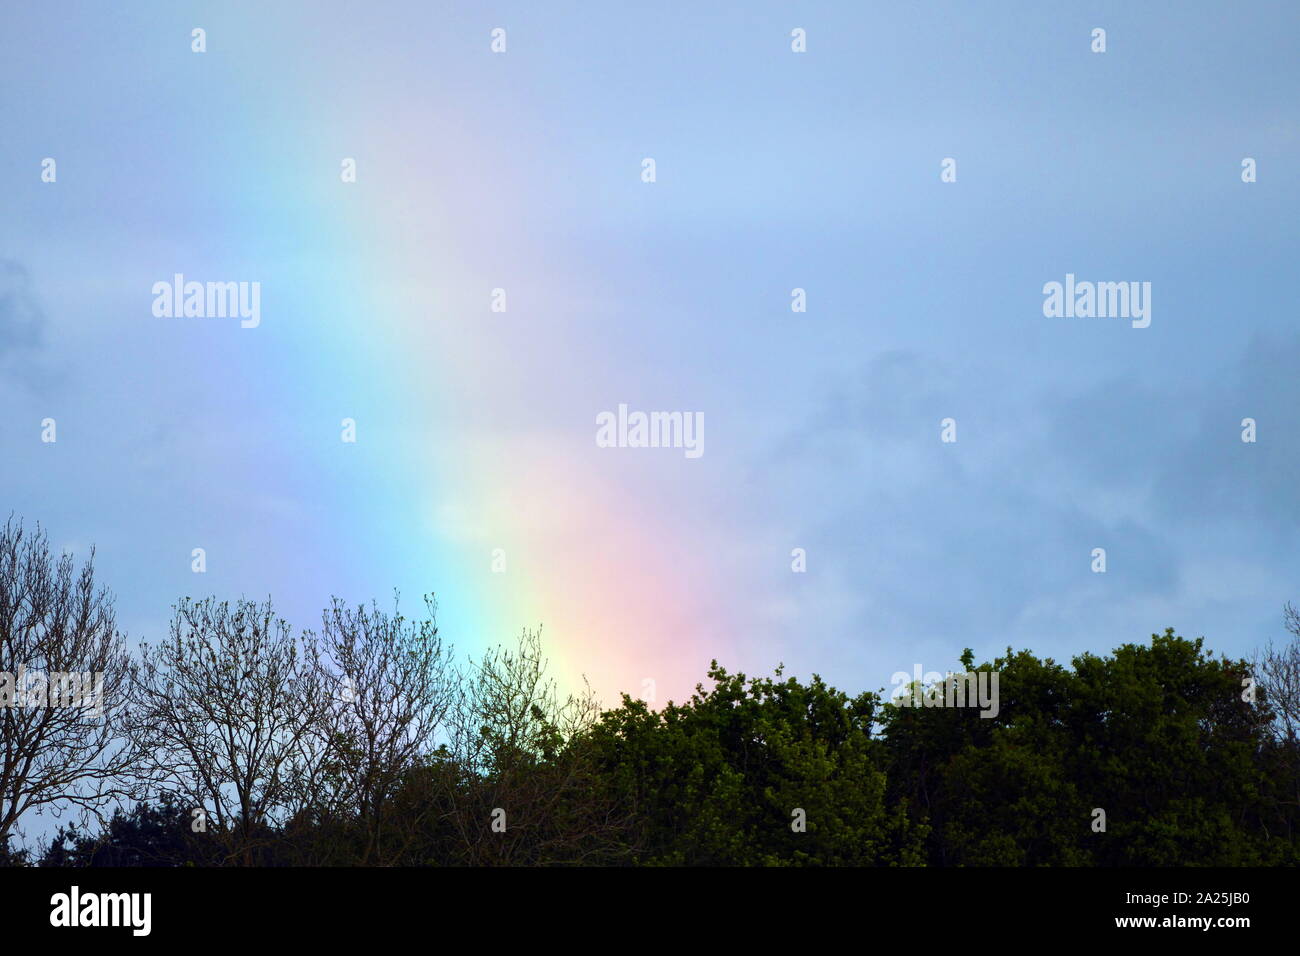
[
  {"left": 39, "top": 793, "right": 208, "bottom": 867},
  {"left": 0, "top": 835, "right": 29, "bottom": 867},
  {"left": 25, "top": 629, "right": 1300, "bottom": 867},
  {"left": 587, "top": 662, "right": 926, "bottom": 865},
  {"left": 878, "top": 629, "right": 1297, "bottom": 866}
]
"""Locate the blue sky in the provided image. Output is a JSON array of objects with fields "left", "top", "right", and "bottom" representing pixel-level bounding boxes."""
[{"left": 0, "top": 0, "right": 1298, "bottom": 742}]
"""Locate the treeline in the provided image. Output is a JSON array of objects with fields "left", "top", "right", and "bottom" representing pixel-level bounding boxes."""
[{"left": 2, "top": 517, "right": 1299, "bottom": 866}]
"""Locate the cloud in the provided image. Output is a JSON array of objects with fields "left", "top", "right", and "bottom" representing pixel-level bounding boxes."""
[
  {"left": 1038, "top": 331, "right": 1300, "bottom": 533},
  {"left": 0, "top": 260, "right": 57, "bottom": 393},
  {"left": 749, "top": 337, "right": 1298, "bottom": 671},
  {"left": 1154, "top": 333, "right": 1300, "bottom": 530},
  {"left": 0, "top": 260, "right": 45, "bottom": 353}
]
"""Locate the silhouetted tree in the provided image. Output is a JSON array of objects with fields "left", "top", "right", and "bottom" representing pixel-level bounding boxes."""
[
  {"left": 125, "top": 597, "right": 329, "bottom": 865},
  {"left": 1253, "top": 604, "right": 1300, "bottom": 843},
  {"left": 440, "top": 628, "right": 632, "bottom": 864},
  {"left": 40, "top": 792, "right": 207, "bottom": 867},
  {"left": 309, "top": 593, "right": 454, "bottom": 865},
  {"left": 0, "top": 517, "right": 137, "bottom": 847}
]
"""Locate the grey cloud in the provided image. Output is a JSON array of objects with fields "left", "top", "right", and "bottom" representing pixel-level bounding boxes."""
[{"left": 0, "top": 260, "right": 46, "bottom": 353}]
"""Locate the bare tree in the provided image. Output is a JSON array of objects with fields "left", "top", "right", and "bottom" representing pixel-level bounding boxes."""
[
  {"left": 0, "top": 518, "right": 136, "bottom": 845},
  {"left": 126, "top": 597, "right": 328, "bottom": 865},
  {"left": 1252, "top": 603, "right": 1300, "bottom": 839},
  {"left": 310, "top": 593, "right": 454, "bottom": 864},
  {"left": 1255, "top": 603, "right": 1300, "bottom": 745}
]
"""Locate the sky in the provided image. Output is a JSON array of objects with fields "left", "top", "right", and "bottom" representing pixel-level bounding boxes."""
[{"left": 1, "top": 0, "right": 1298, "bottom": 714}]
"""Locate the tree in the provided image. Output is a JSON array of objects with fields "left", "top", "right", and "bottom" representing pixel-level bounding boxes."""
[
  {"left": 1255, "top": 604, "right": 1300, "bottom": 745},
  {"left": 39, "top": 792, "right": 206, "bottom": 867},
  {"left": 1252, "top": 604, "right": 1300, "bottom": 843},
  {"left": 309, "top": 593, "right": 454, "bottom": 865},
  {"left": 125, "top": 597, "right": 329, "bottom": 865},
  {"left": 440, "top": 628, "right": 629, "bottom": 865},
  {"left": 878, "top": 630, "right": 1286, "bottom": 866},
  {"left": 0, "top": 518, "right": 136, "bottom": 846},
  {"left": 590, "top": 662, "right": 926, "bottom": 865},
  {"left": 0, "top": 834, "right": 29, "bottom": 867}
]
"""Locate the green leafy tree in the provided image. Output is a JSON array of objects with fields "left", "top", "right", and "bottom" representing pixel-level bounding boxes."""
[
  {"left": 879, "top": 630, "right": 1290, "bottom": 866},
  {"left": 589, "top": 662, "right": 927, "bottom": 865}
]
